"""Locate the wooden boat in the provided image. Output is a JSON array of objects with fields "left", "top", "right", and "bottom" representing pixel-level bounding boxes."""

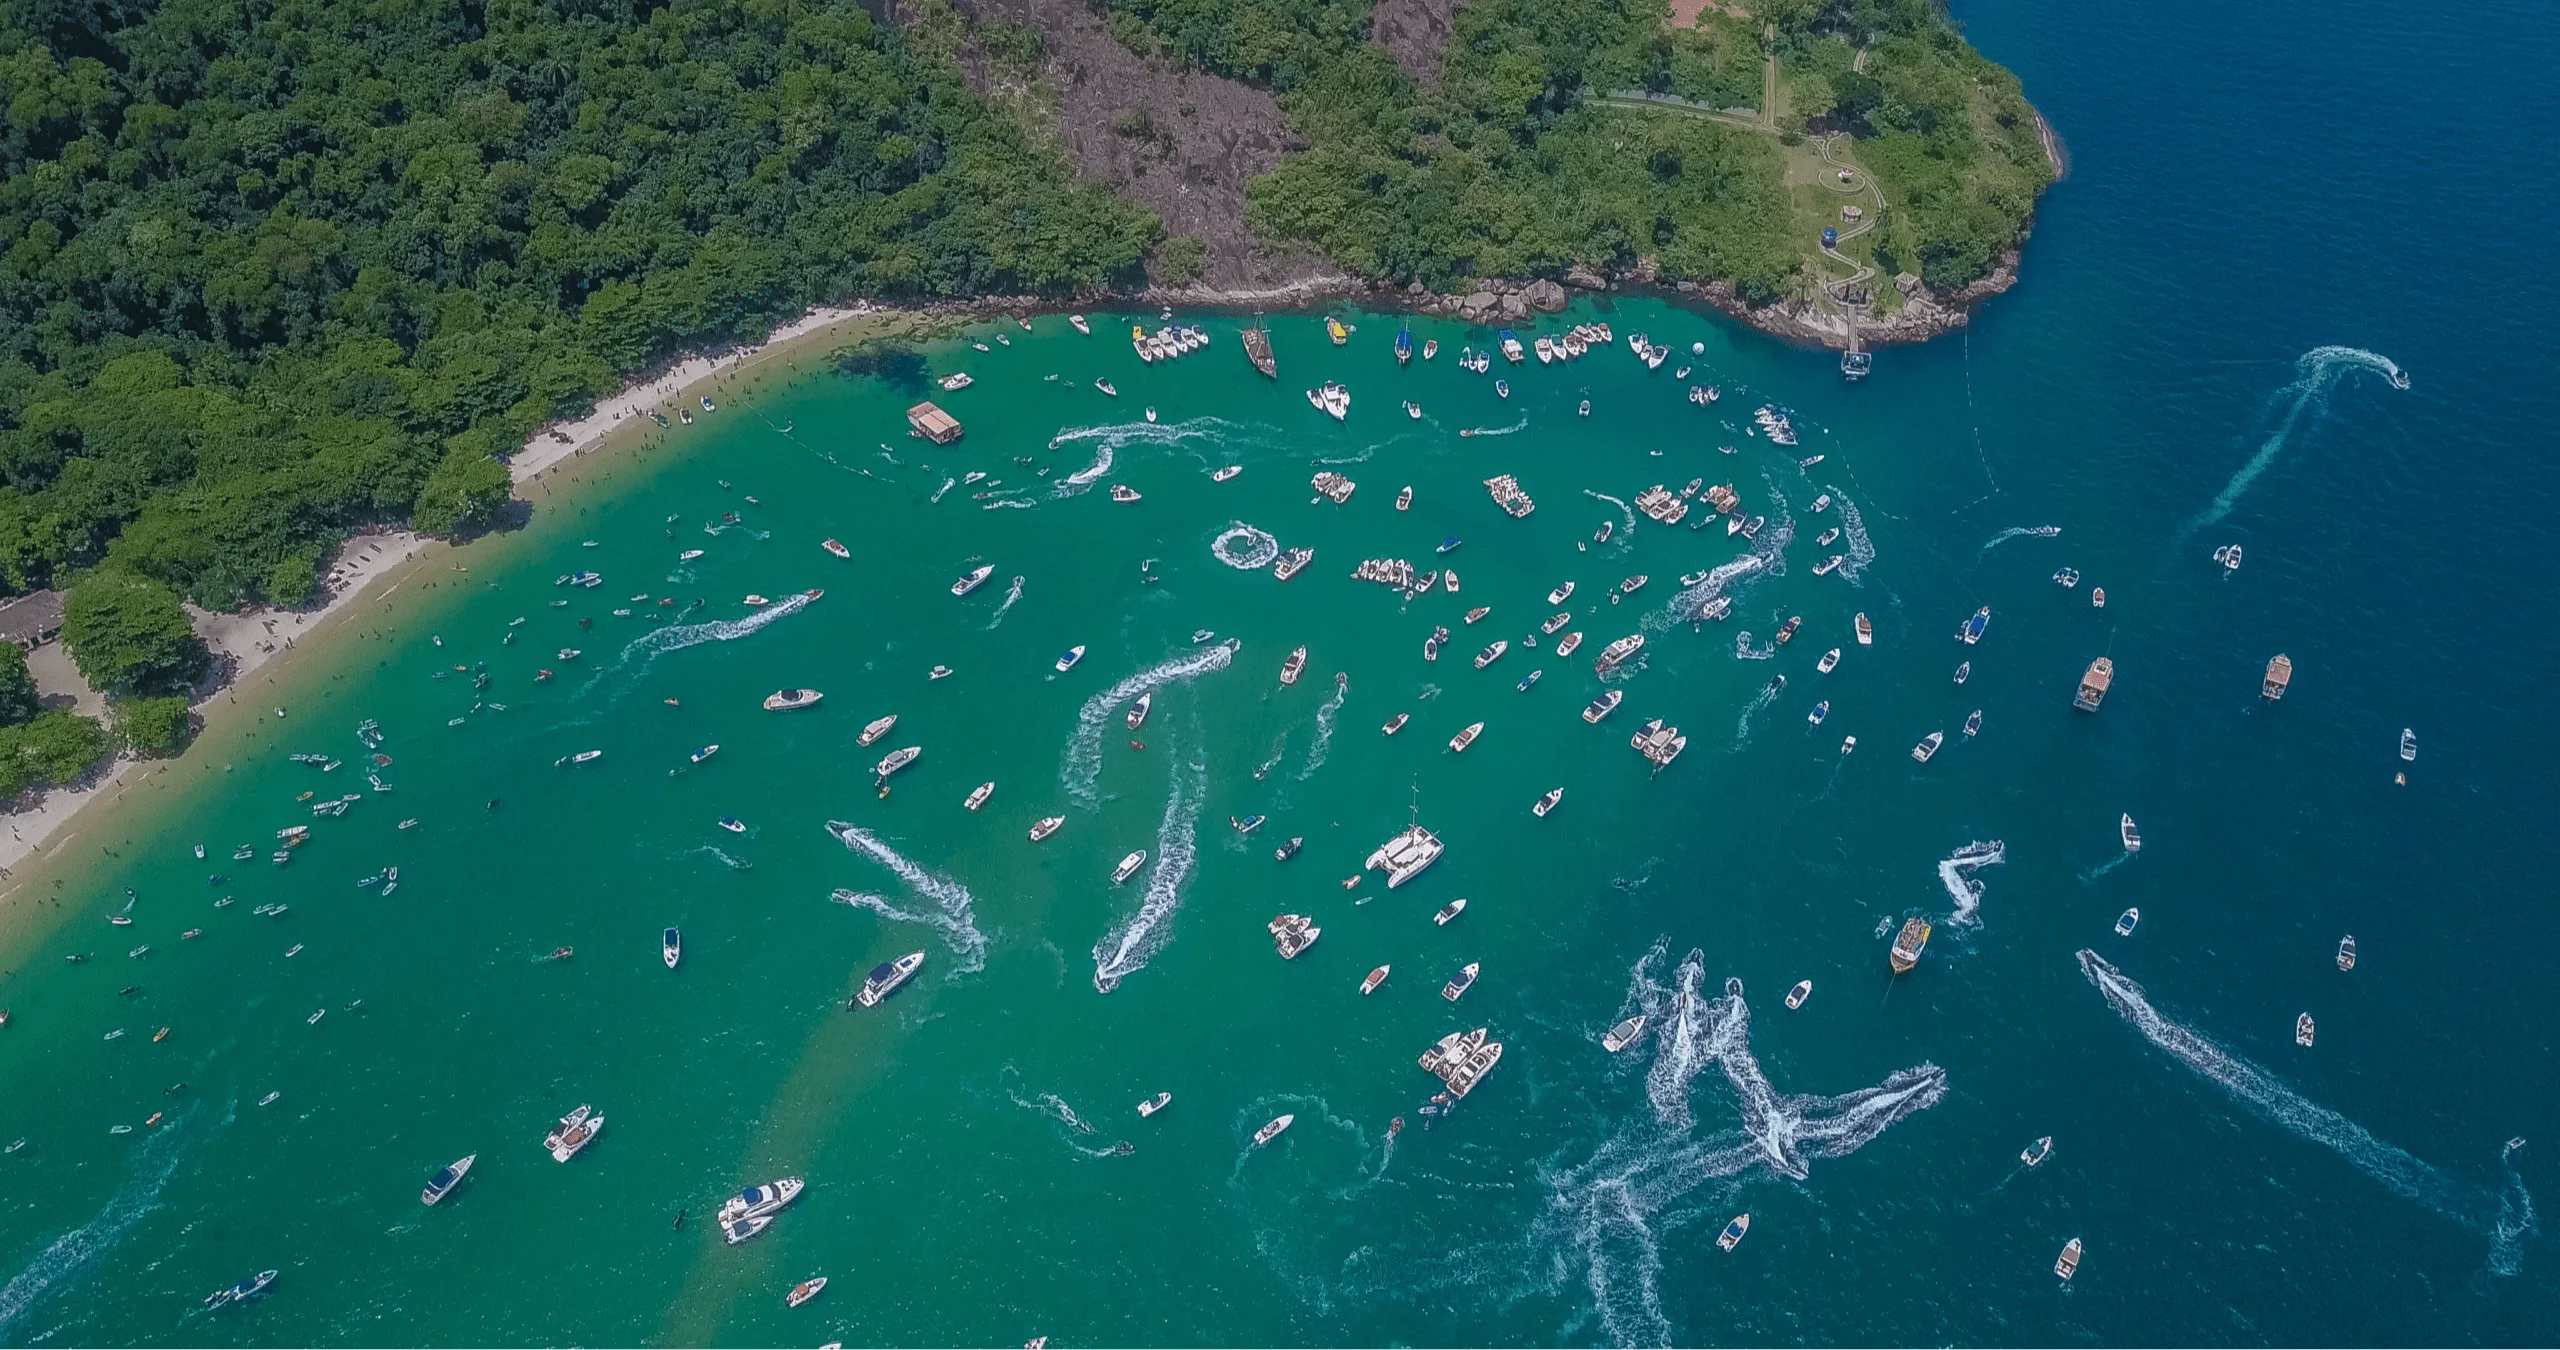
[
  {"left": 2263, "top": 653, "right": 2292, "bottom": 700},
  {"left": 1242, "top": 319, "right": 1276, "bottom": 377},
  {"left": 2074, "top": 658, "right": 2113, "bottom": 712},
  {"left": 1889, "top": 918, "right": 1931, "bottom": 974}
]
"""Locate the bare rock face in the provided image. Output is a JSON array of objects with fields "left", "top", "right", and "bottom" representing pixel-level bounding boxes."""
[
  {"left": 1523, "top": 278, "right": 1569, "bottom": 312},
  {"left": 1369, "top": 0, "right": 1463, "bottom": 82},
  {"left": 1461, "top": 290, "right": 1499, "bottom": 317},
  {"left": 1499, "top": 291, "right": 1530, "bottom": 318},
  {"left": 1564, "top": 263, "right": 1607, "bottom": 290}
]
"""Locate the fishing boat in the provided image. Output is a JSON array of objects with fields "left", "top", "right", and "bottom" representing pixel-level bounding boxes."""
[
  {"left": 1516, "top": 669, "right": 1542, "bottom": 692},
  {"left": 1126, "top": 693, "right": 1153, "bottom": 730},
  {"left": 1280, "top": 646, "right": 1307, "bottom": 685},
  {"left": 1361, "top": 966, "right": 1391, "bottom": 995},
  {"left": 1959, "top": 606, "right": 1990, "bottom": 644},
  {"left": 2400, "top": 727, "right": 2417, "bottom": 761},
  {"left": 1601, "top": 1015, "right": 1646, "bottom": 1052},
  {"left": 1275, "top": 837, "right": 1302, "bottom": 861},
  {"left": 2338, "top": 934, "right": 2357, "bottom": 971},
  {"left": 854, "top": 951, "right": 926, "bottom": 1007},
  {"left": 2115, "top": 907, "right": 2140, "bottom": 936},
  {"left": 422, "top": 1154, "right": 476, "bottom": 1205},
  {"left": 1382, "top": 712, "right": 1409, "bottom": 735},
  {"left": 2295, "top": 1013, "right": 2315, "bottom": 1047},
  {"left": 1434, "top": 898, "right": 1467, "bottom": 925},
  {"left": 952, "top": 565, "right": 996, "bottom": 595},
  {"left": 1441, "top": 962, "right": 1480, "bottom": 1002},
  {"left": 2022, "top": 1136, "right": 2054, "bottom": 1167},
  {"left": 1030, "top": 816, "right": 1064, "bottom": 842},
  {"left": 1855, "top": 613, "right": 1873, "bottom": 645},
  {"left": 786, "top": 1278, "right": 828, "bottom": 1309},
  {"left": 1889, "top": 918, "right": 1931, "bottom": 973},
  {"left": 2055, "top": 1238, "right": 2082, "bottom": 1281},
  {"left": 1807, "top": 700, "right": 1829, "bottom": 726},
  {"left": 1533, "top": 787, "right": 1563, "bottom": 817},
  {"left": 1556, "top": 631, "right": 1583, "bottom": 657},
  {"left": 1056, "top": 645, "right": 1086, "bottom": 673},
  {"left": 1254, "top": 1115, "right": 1294, "bottom": 1147},
  {"left": 2091, "top": 587, "right": 2107, "bottom": 608},
  {"left": 1232, "top": 814, "right": 1266, "bottom": 835},
  {"left": 2263, "top": 654, "right": 2293, "bottom": 700},
  {"left": 764, "top": 688, "right": 823, "bottom": 711},
  {"left": 858, "top": 715, "right": 898, "bottom": 747},
  {"left": 1953, "top": 661, "right": 1971, "bottom": 684},
  {"left": 546, "top": 1105, "right": 603, "bottom": 1162},
  {"left": 1911, "top": 732, "right": 1943, "bottom": 762},
  {"left": 1583, "top": 690, "right": 1622, "bottom": 723},
  {"left": 1473, "top": 641, "right": 1507, "bottom": 669},
  {"left": 1108, "top": 484, "right": 1141, "bottom": 503},
  {"left": 2074, "top": 658, "right": 2114, "bottom": 712},
  {"left": 663, "top": 927, "right": 682, "bottom": 969},
  {"left": 1717, "top": 1214, "right": 1750, "bottom": 1251},
  {"left": 873, "top": 746, "right": 920, "bottom": 779}
]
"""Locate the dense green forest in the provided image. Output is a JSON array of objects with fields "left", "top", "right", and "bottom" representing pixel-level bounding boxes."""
[
  {"left": 1108, "top": 0, "right": 2049, "bottom": 299},
  {"left": 0, "top": 0, "right": 1157, "bottom": 623}
]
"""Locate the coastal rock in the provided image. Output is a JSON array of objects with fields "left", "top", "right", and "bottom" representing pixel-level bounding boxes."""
[
  {"left": 1523, "top": 278, "right": 1568, "bottom": 312},
  {"left": 1564, "top": 263, "right": 1606, "bottom": 290},
  {"left": 1461, "top": 290, "right": 1498, "bottom": 317},
  {"left": 1498, "top": 292, "right": 1529, "bottom": 319}
]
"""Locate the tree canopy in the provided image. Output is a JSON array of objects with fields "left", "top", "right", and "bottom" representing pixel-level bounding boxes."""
[{"left": 59, "top": 568, "right": 209, "bottom": 693}]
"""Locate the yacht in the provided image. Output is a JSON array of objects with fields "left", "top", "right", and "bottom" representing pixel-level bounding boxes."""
[
  {"left": 2055, "top": 1238, "right": 2082, "bottom": 1281},
  {"left": 421, "top": 1154, "right": 476, "bottom": 1205},
  {"left": 873, "top": 746, "right": 920, "bottom": 779},
  {"left": 1254, "top": 1115, "right": 1294, "bottom": 1147},
  {"left": 1911, "top": 732, "right": 1943, "bottom": 762},
  {"left": 1361, "top": 966, "right": 1390, "bottom": 995},
  {"left": 1448, "top": 722, "right": 1484, "bottom": 753},
  {"left": 1056, "top": 645, "right": 1086, "bottom": 673},
  {"left": 786, "top": 1278, "right": 828, "bottom": 1308},
  {"left": 2115, "top": 907, "right": 2140, "bottom": 936},
  {"left": 2296, "top": 1013, "right": 2315, "bottom": 1047},
  {"left": 1533, "top": 788, "right": 1563, "bottom": 817},
  {"left": 1382, "top": 712, "right": 1409, "bottom": 735},
  {"left": 1030, "top": 816, "right": 1064, "bottom": 842},
  {"left": 1474, "top": 640, "right": 1508, "bottom": 669},
  {"left": 2337, "top": 934, "right": 2357, "bottom": 971},
  {"left": 1959, "top": 606, "right": 1990, "bottom": 644},
  {"left": 1272, "top": 913, "right": 1321, "bottom": 958},
  {"left": 1855, "top": 613, "right": 1873, "bottom": 645},
  {"left": 1126, "top": 693, "right": 1153, "bottom": 730},
  {"left": 1138, "top": 1092, "right": 1173, "bottom": 1117},
  {"left": 1441, "top": 962, "right": 1480, "bottom": 1002},
  {"left": 546, "top": 1105, "right": 603, "bottom": 1162},
  {"left": 1889, "top": 918, "right": 1931, "bottom": 973},
  {"left": 1112, "top": 851, "right": 1148, "bottom": 885},
  {"left": 952, "top": 565, "right": 995, "bottom": 596},
  {"left": 1601, "top": 1016, "right": 1647, "bottom": 1052},
  {"left": 1434, "top": 898, "right": 1467, "bottom": 925},
  {"left": 1555, "top": 631, "right": 1583, "bottom": 657},
  {"left": 1816, "top": 647, "right": 1840, "bottom": 674},
  {"left": 1274, "top": 837, "right": 1303, "bottom": 862},
  {"left": 858, "top": 715, "right": 898, "bottom": 747},
  {"left": 2121, "top": 814, "right": 2141, "bottom": 852},
  {"left": 1583, "top": 690, "right": 1622, "bottom": 722},
  {"left": 719, "top": 1178, "right": 804, "bottom": 1223},
  {"left": 2022, "top": 1136, "right": 2054, "bottom": 1167},
  {"left": 663, "top": 928, "right": 682, "bottom": 969},
  {"left": 964, "top": 782, "right": 994, "bottom": 812},
  {"left": 1717, "top": 1215, "right": 1750, "bottom": 1252},
  {"left": 1280, "top": 646, "right": 1307, "bottom": 685},
  {"left": 1785, "top": 980, "right": 1811, "bottom": 1010},
  {"left": 854, "top": 951, "right": 926, "bottom": 1008},
  {"left": 764, "top": 688, "right": 823, "bottom": 711},
  {"left": 1548, "top": 581, "right": 1576, "bottom": 605},
  {"left": 1807, "top": 700, "right": 1829, "bottom": 726},
  {"left": 1594, "top": 634, "right": 1645, "bottom": 671},
  {"left": 1366, "top": 824, "right": 1446, "bottom": 887},
  {"left": 2400, "top": 727, "right": 2417, "bottom": 761}
]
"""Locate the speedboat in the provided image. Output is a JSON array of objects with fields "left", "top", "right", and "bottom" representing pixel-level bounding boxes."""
[
  {"left": 1473, "top": 640, "right": 1507, "bottom": 669},
  {"left": 1441, "top": 962, "right": 1480, "bottom": 1002},
  {"left": 786, "top": 1278, "right": 827, "bottom": 1308},
  {"left": 1382, "top": 713, "right": 1409, "bottom": 735},
  {"left": 1717, "top": 1215, "right": 1750, "bottom": 1251},
  {"left": 1582, "top": 690, "right": 1622, "bottom": 723},
  {"left": 723, "top": 1213, "right": 774, "bottom": 1245},
  {"left": 1436, "top": 537, "right": 1462, "bottom": 554},
  {"left": 953, "top": 565, "right": 995, "bottom": 596},
  {"left": 1533, "top": 787, "right": 1563, "bottom": 817},
  {"left": 546, "top": 1105, "right": 603, "bottom": 1162},
  {"left": 1444, "top": 569, "right": 1460, "bottom": 593},
  {"left": 1959, "top": 606, "right": 1989, "bottom": 644},
  {"left": 1912, "top": 732, "right": 1944, "bottom": 762},
  {"left": 1423, "top": 339, "right": 1438, "bottom": 360},
  {"left": 1396, "top": 485, "right": 1413, "bottom": 511},
  {"left": 1280, "top": 646, "right": 1306, "bottom": 685},
  {"left": 679, "top": 548, "right": 705, "bottom": 562},
  {"left": 764, "top": 688, "right": 822, "bottom": 711},
  {"left": 1816, "top": 647, "right": 1840, "bottom": 674},
  {"left": 1785, "top": 980, "right": 1811, "bottom": 1009},
  {"left": 1361, "top": 965, "right": 1390, "bottom": 995},
  {"left": 205, "top": 1270, "right": 278, "bottom": 1308},
  {"left": 1594, "top": 520, "right": 1613, "bottom": 544},
  {"left": 1233, "top": 814, "right": 1266, "bottom": 835},
  {"left": 1030, "top": 816, "right": 1064, "bottom": 842},
  {"left": 422, "top": 1154, "right": 476, "bottom": 1205},
  {"left": 1516, "top": 669, "right": 1542, "bottom": 692},
  {"left": 2022, "top": 1136, "right": 2054, "bottom": 1167},
  {"left": 1095, "top": 378, "right": 1117, "bottom": 396},
  {"left": 1678, "top": 571, "right": 1708, "bottom": 587},
  {"left": 2120, "top": 814, "right": 2141, "bottom": 852},
  {"left": 2091, "top": 587, "right": 2107, "bottom": 608},
  {"left": 2053, "top": 567, "right": 2080, "bottom": 588},
  {"left": 2400, "top": 727, "right": 2418, "bottom": 761},
  {"left": 1555, "top": 632, "right": 1583, "bottom": 657},
  {"left": 1254, "top": 1115, "right": 1294, "bottom": 1147},
  {"left": 859, "top": 715, "right": 898, "bottom": 746},
  {"left": 1112, "top": 851, "right": 1148, "bottom": 884},
  {"left": 1070, "top": 314, "right": 1090, "bottom": 335},
  {"left": 1619, "top": 574, "right": 1648, "bottom": 595},
  {"left": 2215, "top": 543, "right": 2243, "bottom": 572},
  {"left": 2115, "top": 907, "right": 2140, "bottom": 936},
  {"left": 1952, "top": 661, "right": 1970, "bottom": 684},
  {"left": 1542, "top": 611, "right": 1573, "bottom": 635},
  {"left": 1464, "top": 607, "right": 1490, "bottom": 625},
  {"left": 2296, "top": 1013, "right": 2315, "bottom": 1047},
  {"left": 1056, "top": 645, "right": 1086, "bottom": 672},
  {"left": 1138, "top": 1092, "right": 1173, "bottom": 1118},
  {"left": 1212, "top": 465, "right": 1242, "bottom": 482},
  {"left": 1602, "top": 1016, "right": 1647, "bottom": 1052},
  {"left": 664, "top": 928, "right": 682, "bottom": 969},
  {"left": 1448, "top": 722, "right": 1483, "bottom": 752},
  {"left": 1127, "top": 693, "right": 1153, "bottom": 730},
  {"left": 1404, "top": 401, "right": 1422, "bottom": 419},
  {"left": 822, "top": 538, "right": 850, "bottom": 559},
  {"left": 1494, "top": 379, "right": 1510, "bottom": 399},
  {"left": 1548, "top": 581, "right": 1575, "bottom": 605},
  {"left": 2055, "top": 1238, "right": 2082, "bottom": 1281},
  {"left": 2338, "top": 935, "right": 2358, "bottom": 971},
  {"left": 1274, "top": 837, "right": 1303, "bottom": 861},
  {"left": 964, "top": 782, "right": 993, "bottom": 811},
  {"left": 1109, "top": 485, "right": 1141, "bottom": 503},
  {"left": 1434, "top": 898, "right": 1467, "bottom": 925},
  {"left": 1807, "top": 700, "right": 1829, "bottom": 726},
  {"left": 854, "top": 951, "right": 926, "bottom": 1007},
  {"left": 1855, "top": 613, "right": 1873, "bottom": 645},
  {"left": 1963, "top": 709, "right": 1981, "bottom": 737},
  {"left": 1816, "top": 527, "right": 1841, "bottom": 547},
  {"left": 691, "top": 744, "right": 721, "bottom": 763}
]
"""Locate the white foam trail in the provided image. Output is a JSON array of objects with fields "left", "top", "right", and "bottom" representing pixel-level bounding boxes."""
[
  {"left": 824, "top": 821, "right": 987, "bottom": 973},
  {"left": 1092, "top": 753, "right": 1205, "bottom": 991},
  {"left": 1211, "top": 524, "right": 1280, "bottom": 570},
  {"left": 1299, "top": 675, "right": 1346, "bottom": 779},
  {"left": 930, "top": 476, "right": 954, "bottom": 503},
  {"left": 1060, "top": 642, "right": 1237, "bottom": 805},
  {"left": 1730, "top": 677, "right": 1782, "bottom": 748},
  {"left": 2078, "top": 950, "right": 2534, "bottom": 1274},
  {"left": 982, "top": 497, "right": 1035, "bottom": 510},
  {"left": 2187, "top": 346, "right": 2406, "bottom": 534},
  {"left": 1586, "top": 490, "right": 1636, "bottom": 537},
  {"left": 1825, "top": 491, "right": 1873, "bottom": 584},
  {"left": 1732, "top": 630, "right": 1774, "bottom": 660},
  {"left": 1456, "top": 417, "right": 1527, "bottom": 437},
  {"left": 1053, "top": 443, "right": 1114, "bottom": 496},
  {"left": 1654, "top": 551, "right": 1767, "bottom": 629},
  {"left": 1936, "top": 840, "right": 2006, "bottom": 928},
  {"left": 1976, "top": 525, "right": 2060, "bottom": 556},
  {"left": 571, "top": 589, "right": 816, "bottom": 705},
  {"left": 985, "top": 575, "right": 1023, "bottom": 629},
  {"left": 1643, "top": 948, "right": 1709, "bottom": 1126},
  {"left": 0, "top": 1103, "right": 204, "bottom": 1336}
]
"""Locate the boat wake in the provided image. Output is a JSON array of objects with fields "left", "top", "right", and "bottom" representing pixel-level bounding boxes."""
[
  {"left": 1641, "top": 945, "right": 1708, "bottom": 1126},
  {"left": 677, "top": 844, "right": 753, "bottom": 872},
  {"left": 1458, "top": 417, "right": 1527, "bottom": 437},
  {"left": 571, "top": 589, "right": 817, "bottom": 707},
  {"left": 1823, "top": 491, "right": 1873, "bottom": 584},
  {"left": 985, "top": 575, "right": 1024, "bottom": 628},
  {"left": 1732, "top": 630, "right": 1774, "bottom": 660},
  {"left": 1977, "top": 525, "right": 2061, "bottom": 556},
  {"left": 2078, "top": 851, "right": 2133, "bottom": 883},
  {"left": 1729, "top": 678, "right": 1783, "bottom": 750},
  {"left": 1586, "top": 491, "right": 1636, "bottom": 539},
  {"left": 1061, "top": 643, "right": 1238, "bottom": 805},
  {"left": 2185, "top": 346, "right": 2408, "bottom": 535},
  {"left": 1092, "top": 752, "right": 1205, "bottom": 992},
  {"left": 930, "top": 477, "right": 955, "bottom": 504},
  {"left": 1937, "top": 840, "right": 2006, "bottom": 928},
  {"left": 823, "top": 821, "right": 987, "bottom": 974},
  {"left": 1653, "top": 552, "right": 1768, "bottom": 629},
  {"left": 1299, "top": 676, "right": 1346, "bottom": 779},
  {"left": 1001, "top": 1069, "right": 1125, "bottom": 1158},
  {"left": 1211, "top": 524, "right": 1281, "bottom": 571},
  {"left": 1053, "top": 443, "right": 1113, "bottom": 496},
  {"left": 0, "top": 1101, "right": 208, "bottom": 1338},
  {"left": 2078, "top": 950, "right": 2535, "bottom": 1274}
]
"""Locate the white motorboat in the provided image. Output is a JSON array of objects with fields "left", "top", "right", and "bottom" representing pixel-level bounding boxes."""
[
  {"left": 1056, "top": 645, "right": 1086, "bottom": 672},
  {"left": 854, "top": 951, "right": 925, "bottom": 1008},
  {"left": 1717, "top": 1214, "right": 1749, "bottom": 1252},
  {"left": 1601, "top": 1015, "right": 1646, "bottom": 1052},
  {"left": 1361, "top": 965, "right": 1389, "bottom": 995},
  {"left": 1441, "top": 962, "right": 1480, "bottom": 1002},
  {"left": 663, "top": 927, "right": 681, "bottom": 969},
  {"left": 964, "top": 781, "right": 994, "bottom": 811},
  {"left": 1030, "top": 816, "right": 1064, "bottom": 841},
  {"left": 764, "top": 688, "right": 822, "bottom": 711},
  {"left": 1112, "top": 850, "right": 1148, "bottom": 884},
  {"left": 952, "top": 565, "right": 994, "bottom": 596},
  {"left": 1127, "top": 693, "right": 1153, "bottom": 729},
  {"left": 2121, "top": 814, "right": 2141, "bottom": 852},
  {"left": 1138, "top": 1092, "right": 1172, "bottom": 1117},
  {"left": 1785, "top": 980, "right": 1811, "bottom": 1010},
  {"left": 1254, "top": 1114, "right": 1294, "bottom": 1147},
  {"left": 858, "top": 714, "right": 897, "bottom": 746},
  {"left": 1533, "top": 788, "right": 1563, "bottom": 817},
  {"left": 1816, "top": 647, "right": 1840, "bottom": 674},
  {"left": 1366, "top": 824, "right": 1445, "bottom": 887},
  {"left": 873, "top": 746, "right": 920, "bottom": 779},
  {"left": 1433, "top": 898, "right": 1467, "bottom": 925},
  {"left": 421, "top": 1154, "right": 476, "bottom": 1205}
]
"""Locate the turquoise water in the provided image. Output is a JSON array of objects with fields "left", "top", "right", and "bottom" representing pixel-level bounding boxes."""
[{"left": 6, "top": 0, "right": 2560, "bottom": 1341}]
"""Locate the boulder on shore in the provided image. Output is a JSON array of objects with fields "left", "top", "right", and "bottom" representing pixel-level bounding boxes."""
[
  {"left": 1523, "top": 278, "right": 1568, "bottom": 312},
  {"left": 1461, "top": 290, "right": 1498, "bottom": 317},
  {"left": 1564, "top": 264, "right": 1606, "bottom": 290}
]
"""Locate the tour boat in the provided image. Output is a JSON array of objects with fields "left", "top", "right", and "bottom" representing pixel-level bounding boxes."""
[
  {"left": 1889, "top": 918, "right": 1931, "bottom": 973},
  {"left": 1602, "top": 1016, "right": 1646, "bottom": 1052},
  {"left": 1441, "top": 962, "right": 1480, "bottom": 1002},
  {"left": 964, "top": 782, "right": 993, "bottom": 811},
  {"left": 1434, "top": 898, "right": 1467, "bottom": 925},
  {"left": 1254, "top": 1115, "right": 1294, "bottom": 1147},
  {"left": 2115, "top": 907, "right": 2140, "bottom": 936},
  {"left": 2022, "top": 1136, "right": 2053, "bottom": 1167},
  {"left": 1112, "top": 851, "right": 1148, "bottom": 884},
  {"left": 1382, "top": 713, "right": 1408, "bottom": 735},
  {"left": 858, "top": 715, "right": 898, "bottom": 747},
  {"left": 1717, "top": 1215, "right": 1750, "bottom": 1252},
  {"left": 2263, "top": 653, "right": 2293, "bottom": 700},
  {"left": 1361, "top": 966, "right": 1390, "bottom": 995},
  {"left": 2055, "top": 1238, "right": 2082, "bottom": 1281},
  {"left": 2296, "top": 1013, "right": 2315, "bottom": 1047},
  {"left": 952, "top": 565, "right": 995, "bottom": 596},
  {"left": 664, "top": 928, "right": 682, "bottom": 969},
  {"left": 1785, "top": 980, "right": 1811, "bottom": 1010},
  {"left": 1056, "top": 645, "right": 1086, "bottom": 672},
  {"left": 1855, "top": 613, "right": 1873, "bottom": 645},
  {"left": 1816, "top": 647, "right": 1840, "bottom": 674},
  {"left": 1030, "top": 816, "right": 1064, "bottom": 842},
  {"left": 1911, "top": 732, "right": 1944, "bottom": 762},
  {"left": 421, "top": 1154, "right": 476, "bottom": 1205},
  {"left": 1533, "top": 788, "right": 1563, "bottom": 817},
  {"left": 2337, "top": 934, "right": 2357, "bottom": 971}
]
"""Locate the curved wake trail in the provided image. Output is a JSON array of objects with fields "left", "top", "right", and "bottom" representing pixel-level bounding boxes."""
[
  {"left": 1092, "top": 752, "right": 1206, "bottom": 992},
  {"left": 569, "top": 589, "right": 817, "bottom": 707},
  {"left": 2185, "top": 346, "right": 2407, "bottom": 535},
  {"left": 1053, "top": 443, "right": 1113, "bottom": 497},
  {"left": 1299, "top": 675, "right": 1346, "bottom": 779},
  {"left": 1586, "top": 491, "right": 1636, "bottom": 538},
  {"left": 985, "top": 575, "right": 1024, "bottom": 629},
  {"left": 1977, "top": 525, "right": 2060, "bottom": 556},
  {"left": 1001, "top": 1070, "right": 1125, "bottom": 1158},
  {"left": 2078, "top": 950, "right": 2534, "bottom": 1274},
  {"left": 1060, "top": 642, "right": 1238, "bottom": 806},
  {"left": 823, "top": 821, "right": 987, "bottom": 973},
  {"left": 1729, "top": 678, "right": 1782, "bottom": 749},
  {"left": 1823, "top": 492, "right": 1872, "bottom": 584},
  {"left": 1936, "top": 841, "right": 2006, "bottom": 928},
  {"left": 1643, "top": 948, "right": 1709, "bottom": 1126},
  {"left": 0, "top": 1101, "right": 210, "bottom": 1337},
  {"left": 1653, "top": 550, "right": 1768, "bottom": 629},
  {"left": 1211, "top": 524, "right": 1280, "bottom": 570}
]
